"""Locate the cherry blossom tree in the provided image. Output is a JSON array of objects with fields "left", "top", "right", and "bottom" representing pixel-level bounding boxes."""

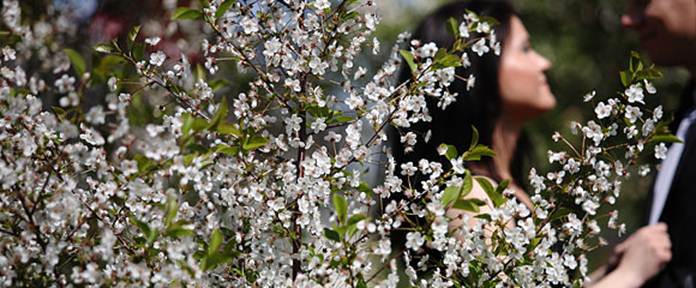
[{"left": 0, "top": 0, "right": 675, "bottom": 286}]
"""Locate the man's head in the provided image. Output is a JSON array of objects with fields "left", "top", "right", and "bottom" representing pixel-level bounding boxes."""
[{"left": 622, "top": 0, "right": 696, "bottom": 71}]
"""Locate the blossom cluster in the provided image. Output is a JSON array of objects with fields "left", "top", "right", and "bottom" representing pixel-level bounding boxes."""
[{"left": 0, "top": 0, "right": 674, "bottom": 287}]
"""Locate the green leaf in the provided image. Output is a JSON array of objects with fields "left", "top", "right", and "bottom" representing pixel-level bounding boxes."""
[
  {"left": 333, "top": 193, "right": 348, "bottom": 224},
  {"left": 128, "top": 25, "right": 141, "bottom": 43},
  {"left": 94, "top": 43, "right": 115, "bottom": 54},
  {"left": 480, "top": 15, "right": 501, "bottom": 26},
  {"left": 180, "top": 113, "right": 210, "bottom": 145},
  {"left": 208, "top": 97, "right": 229, "bottom": 129},
  {"left": 208, "top": 228, "right": 224, "bottom": 255},
  {"left": 172, "top": 7, "right": 203, "bottom": 20},
  {"left": 146, "top": 230, "right": 159, "bottom": 244},
  {"left": 441, "top": 170, "right": 473, "bottom": 207},
  {"left": 215, "top": 144, "right": 239, "bottom": 156},
  {"left": 181, "top": 113, "right": 195, "bottom": 136},
  {"left": 494, "top": 179, "right": 510, "bottom": 206},
  {"left": 324, "top": 228, "right": 341, "bottom": 242},
  {"left": 496, "top": 179, "right": 509, "bottom": 191},
  {"left": 345, "top": 214, "right": 368, "bottom": 237},
  {"left": 134, "top": 154, "right": 157, "bottom": 174},
  {"left": 475, "top": 176, "right": 506, "bottom": 207},
  {"left": 441, "top": 185, "right": 462, "bottom": 207},
  {"left": 203, "top": 253, "right": 233, "bottom": 271},
  {"left": 327, "top": 115, "right": 353, "bottom": 125},
  {"left": 453, "top": 199, "right": 485, "bottom": 213},
  {"left": 629, "top": 50, "right": 641, "bottom": 73},
  {"left": 191, "top": 117, "right": 209, "bottom": 132},
  {"left": 453, "top": 38, "right": 468, "bottom": 52},
  {"left": 357, "top": 182, "right": 374, "bottom": 198},
  {"left": 347, "top": 214, "right": 367, "bottom": 226},
  {"left": 619, "top": 71, "right": 630, "bottom": 87},
  {"left": 651, "top": 134, "right": 682, "bottom": 144},
  {"left": 164, "top": 197, "right": 178, "bottom": 227},
  {"left": 93, "top": 55, "right": 126, "bottom": 80},
  {"left": 399, "top": 50, "right": 417, "bottom": 75},
  {"left": 131, "top": 217, "right": 151, "bottom": 237},
  {"left": 217, "top": 123, "right": 242, "bottom": 137},
  {"left": 462, "top": 170, "right": 473, "bottom": 197},
  {"left": 474, "top": 213, "right": 491, "bottom": 221},
  {"left": 447, "top": 17, "right": 460, "bottom": 37},
  {"left": 549, "top": 207, "right": 571, "bottom": 222},
  {"left": 52, "top": 106, "right": 67, "bottom": 119},
  {"left": 306, "top": 105, "right": 331, "bottom": 118},
  {"left": 215, "top": 0, "right": 236, "bottom": 18},
  {"left": 181, "top": 153, "right": 196, "bottom": 166},
  {"left": 63, "top": 48, "right": 86, "bottom": 77},
  {"left": 433, "top": 49, "right": 462, "bottom": 69},
  {"left": 438, "top": 143, "right": 458, "bottom": 160},
  {"left": 208, "top": 79, "right": 229, "bottom": 91},
  {"left": 215, "top": 144, "right": 240, "bottom": 156},
  {"left": 470, "top": 126, "right": 479, "bottom": 150},
  {"left": 356, "top": 277, "right": 368, "bottom": 288},
  {"left": 645, "top": 65, "right": 663, "bottom": 80},
  {"left": 195, "top": 64, "right": 206, "bottom": 82},
  {"left": 165, "top": 225, "right": 194, "bottom": 238},
  {"left": 131, "top": 42, "right": 145, "bottom": 60},
  {"left": 242, "top": 136, "right": 268, "bottom": 151},
  {"left": 462, "top": 144, "right": 495, "bottom": 161},
  {"left": 334, "top": 225, "right": 347, "bottom": 238},
  {"left": 131, "top": 216, "right": 158, "bottom": 245},
  {"left": 475, "top": 176, "right": 494, "bottom": 194}
]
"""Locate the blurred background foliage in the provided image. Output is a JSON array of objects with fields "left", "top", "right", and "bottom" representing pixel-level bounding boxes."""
[{"left": 18, "top": 0, "right": 693, "bottom": 271}]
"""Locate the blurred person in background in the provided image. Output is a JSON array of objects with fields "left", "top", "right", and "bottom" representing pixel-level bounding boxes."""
[{"left": 622, "top": 0, "right": 696, "bottom": 286}]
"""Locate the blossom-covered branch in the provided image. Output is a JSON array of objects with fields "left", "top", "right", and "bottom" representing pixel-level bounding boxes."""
[{"left": 0, "top": 0, "right": 675, "bottom": 287}]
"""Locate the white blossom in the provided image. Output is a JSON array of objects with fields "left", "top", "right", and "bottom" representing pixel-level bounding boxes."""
[
  {"left": 149, "top": 51, "right": 166, "bottom": 67},
  {"left": 655, "top": 143, "right": 668, "bottom": 159},
  {"left": 471, "top": 38, "right": 489, "bottom": 56},
  {"left": 653, "top": 105, "right": 663, "bottom": 121},
  {"left": 625, "top": 83, "right": 645, "bottom": 104},
  {"left": 240, "top": 16, "right": 259, "bottom": 34},
  {"left": 583, "top": 90, "right": 596, "bottom": 102},
  {"left": 466, "top": 74, "right": 476, "bottom": 91},
  {"left": 624, "top": 105, "right": 642, "bottom": 124},
  {"left": 458, "top": 22, "right": 470, "bottom": 38},
  {"left": 405, "top": 232, "right": 425, "bottom": 251},
  {"left": 594, "top": 101, "right": 612, "bottom": 119},
  {"left": 145, "top": 37, "right": 161, "bottom": 46},
  {"left": 313, "top": 0, "right": 331, "bottom": 10},
  {"left": 582, "top": 121, "right": 603, "bottom": 146},
  {"left": 418, "top": 42, "right": 438, "bottom": 58},
  {"left": 54, "top": 74, "right": 76, "bottom": 93},
  {"left": 644, "top": 80, "right": 657, "bottom": 94}
]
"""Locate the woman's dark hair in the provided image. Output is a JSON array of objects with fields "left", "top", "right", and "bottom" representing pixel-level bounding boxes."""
[
  {"left": 391, "top": 0, "right": 529, "bottom": 186},
  {"left": 388, "top": 0, "right": 531, "bottom": 277}
]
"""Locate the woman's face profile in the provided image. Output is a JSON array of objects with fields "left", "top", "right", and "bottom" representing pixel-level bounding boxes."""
[{"left": 498, "top": 16, "right": 556, "bottom": 122}]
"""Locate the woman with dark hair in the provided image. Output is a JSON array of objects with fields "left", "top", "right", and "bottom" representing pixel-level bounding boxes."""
[{"left": 390, "top": 1, "right": 672, "bottom": 286}]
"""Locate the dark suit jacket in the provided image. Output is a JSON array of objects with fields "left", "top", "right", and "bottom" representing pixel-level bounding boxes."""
[{"left": 645, "top": 82, "right": 696, "bottom": 288}]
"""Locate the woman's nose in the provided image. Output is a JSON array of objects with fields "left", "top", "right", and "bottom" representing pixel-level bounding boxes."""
[
  {"left": 621, "top": 7, "right": 644, "bottom": 30},
  {"left": 535, "top": 52, "right": 552, "bottom": 71},
  {"left": 621, "top": 14, "right": 639, "bottom": 29}
]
